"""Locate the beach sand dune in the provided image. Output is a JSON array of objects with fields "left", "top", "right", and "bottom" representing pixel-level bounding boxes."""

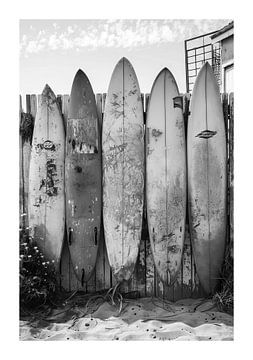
[{"left": 20, "top": 297, "right": 233, "bottom": 341}]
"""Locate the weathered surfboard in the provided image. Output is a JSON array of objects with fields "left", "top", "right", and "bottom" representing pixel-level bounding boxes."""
[
  {"left": 187, "top": 62, "right": 227, "bottom": 294},
  {"left": 28, "top": 85, "right": 65, "bottom": 268},
  {"left": 146, "top": 68, "right": 187, "bottom": 285},
  {"left": 65, "top": 69, "right": 101, "bottom": 284},
  {"left": 103, "top": 57, "right": 144, "bottom": 282}
]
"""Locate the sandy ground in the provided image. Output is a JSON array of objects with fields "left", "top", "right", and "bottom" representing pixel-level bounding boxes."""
[{"left": 20, "top": 297, "right": 233, "bottom": 341}]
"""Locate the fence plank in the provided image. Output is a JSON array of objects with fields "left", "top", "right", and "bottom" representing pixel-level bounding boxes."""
[
  {"left": 61, "top": 95, "right": 69, "bottom": 130},
  {"left": 57, "top": 95, "right": 62, "bottom": 113},
  {"left": 95, "top": 232, "right": 105, "bottom": 291},
  {"left": 181, "top": 224, "right": 192, "bottom": 298},
  {"left": 96, "top": 93, "right": 103, "bottom": 132},
  {"left": 26, "top": 95, "right": 31, "bottom": 114},
  {"left": 229, "top": 93, "right": 234, "bottom": 258},
  {"left": 144, "top": 93, "right": 156, "bottom": 297},
  {"left": 173, "top": 263, "right": 182, "bottom": 301},
  {"left": 134, "top": 231, "right": 146, "bottom": 297},
  {"left": 156, "top": 273, "right": 164, "bottom": 300},
  {"left": 183, "top": 94, "right": 190, "bottom": 135},
  {"left": 104, "top": 238, "right": 111, "bottom": 290},
  {"left": 19, "top": 96, "right": 24, "bottom": 227},
  {"left": 60, "top": 236, "right": 71, "bottom": 291},
  {"left": 222, "top": 93, "right": 229, "bottom": 139},
  {"left": 102, "top": 93, "right": 107, "bottom": 112},
  {"left": 145, "top": 232, "right": 155, "bottom": 297},
  {"left": 30, "top": 94, "right": 37, "bottom": 119},
  {"left": 145, "top": 94, "right": 150, "bottom": 115},
  {"left": 21, "top": 95, "right": 33, "bottom": 229},
  {"left": 87, "top": 271, "right": 96, "bottom": 294},
  {"left": 69, "top": 259, "right": 82, "bottom": 291}
]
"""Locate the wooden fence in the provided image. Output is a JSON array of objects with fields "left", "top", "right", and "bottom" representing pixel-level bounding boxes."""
[{"left": 19, "top": 92, "right": 234, "bottom": 300}]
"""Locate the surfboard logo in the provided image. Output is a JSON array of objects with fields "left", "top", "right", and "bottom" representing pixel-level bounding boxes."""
[
  {"left": 173, "top": 96, "right": 183, "bottom": 110},
  {"left": 43, "top": 140, "right": 55, "bottom": 150},
  {"left": 196, "top": 130, "right": 217, "bottom": 139}
]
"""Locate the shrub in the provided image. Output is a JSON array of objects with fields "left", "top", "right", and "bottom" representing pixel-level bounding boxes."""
[{"left": 19, "top": 228, "right": 59, "bottom": 309}]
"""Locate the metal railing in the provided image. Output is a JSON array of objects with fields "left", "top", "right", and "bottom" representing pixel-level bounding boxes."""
[{"left": 185, "top": 31, "right": 221, "bottom": 93}]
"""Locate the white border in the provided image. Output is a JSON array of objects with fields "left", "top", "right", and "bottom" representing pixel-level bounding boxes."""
[{"left": 2, "top": 1, "right": 253, "bottom": 359}]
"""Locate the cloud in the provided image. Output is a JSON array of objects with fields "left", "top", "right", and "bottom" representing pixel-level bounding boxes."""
[{"left": 20, "top": 19, "right": 231, "bottom": 57}]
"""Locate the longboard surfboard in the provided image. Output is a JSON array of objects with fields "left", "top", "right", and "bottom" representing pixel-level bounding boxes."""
[
  {"left": 28, "top": 85, "right": 65, "bottom": 268},
  {"left": 187, "top": 62, "right": 227, "bottom": 294},
  {"left": 65, "top": 69, "right": 101, "bottom": 284},
  {"left": 102, "top": 57, "right": 144, "bottom": 282},
  {"left": 146, "top": 68, "right": 187, "bottom": 285}
]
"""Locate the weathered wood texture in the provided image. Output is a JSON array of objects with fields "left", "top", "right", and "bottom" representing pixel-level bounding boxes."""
[{"left": 19, "top": 93, "right": 233, "bottom": 300}]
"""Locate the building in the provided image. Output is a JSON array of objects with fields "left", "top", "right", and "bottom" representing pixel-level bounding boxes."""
[
  {"left": 211, "top": 21, "right": 234, "bottom": 94},
  {"left": 185, "top": 21, "right": 234, "bottom": 94}
]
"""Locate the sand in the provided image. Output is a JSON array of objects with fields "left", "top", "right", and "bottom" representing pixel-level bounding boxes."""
[{"left": 19, "top": 297, "right": 233, "bottom": 341}]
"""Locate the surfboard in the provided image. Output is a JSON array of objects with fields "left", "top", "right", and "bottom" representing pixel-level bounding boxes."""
[
  {"left": 146, "top": 68, "right": 187, "bottom": 285},
  {"left": 187, "top": 62, "right": 227, "bottom": 294},
  {"left": 102, "top": 57, "right": 144, "bottom": 282},
  {"left": 65, "top": 69, "right": 101, "bottom": 284},
  {"left": 28, "top": 85, "right": 65, "bottom": 269}
]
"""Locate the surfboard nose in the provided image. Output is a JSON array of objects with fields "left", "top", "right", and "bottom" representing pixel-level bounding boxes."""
[
  {"left": 69, "top": 68, "right": 95, "bottom": 118},
  {"left": 42, "top": 84, "right": 55, "bottom": 98},
  {"left": 117, "top": 56, "right": 133, "bottom": 68},
  {"left": 41, "top": 84, "right": 57, "bottom": 106},
  {"left": 72, "top": 68, "right": 89, "bottom": 85},
  {"left": 198, "top": 61, "right": 213, "bottom": 76}
]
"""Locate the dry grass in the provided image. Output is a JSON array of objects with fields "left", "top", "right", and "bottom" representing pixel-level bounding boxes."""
[{"left": 213, "top": 242, "right": 233, "bottom": 315}]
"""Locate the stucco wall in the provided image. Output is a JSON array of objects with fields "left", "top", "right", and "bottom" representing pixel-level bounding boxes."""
[{"left": 221, "top": 35, "right": 234, "bottom": 64}]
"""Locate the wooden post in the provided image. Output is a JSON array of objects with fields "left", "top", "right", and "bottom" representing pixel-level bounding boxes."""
[
  {"left": 21, "top": 95, "right": 33, "bottom": 228},
  {"left": 222, "top": 93, "right": 229, "bottom": 145},
  {"left": 229, "top": 93, "right": 234, "bottom": 258},
  {"left": 19, "top": 95, "right": 24, "bottom": 227}
]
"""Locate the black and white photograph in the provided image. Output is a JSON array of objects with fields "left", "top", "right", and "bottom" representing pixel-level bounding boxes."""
[{"left": 18, "top": 18, "right": 235, "bottom": 341}]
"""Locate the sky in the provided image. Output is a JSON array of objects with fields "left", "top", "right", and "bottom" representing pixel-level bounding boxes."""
[{"left": 20, "top": 19, "right": 230, "bottom": 104}]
